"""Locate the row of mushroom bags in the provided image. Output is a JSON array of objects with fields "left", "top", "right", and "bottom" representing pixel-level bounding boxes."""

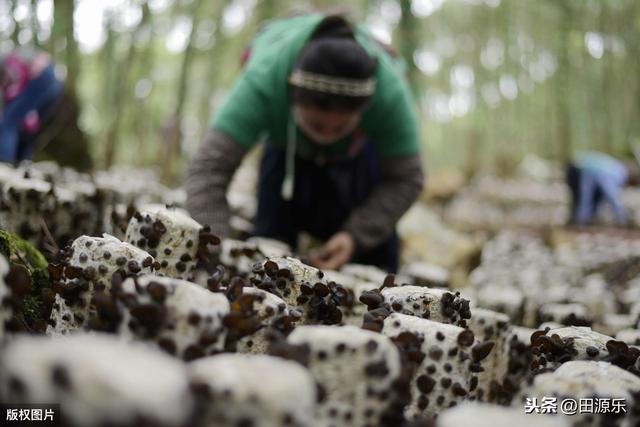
[{"left": 0, "top": 161, "right": 640, "bottom": 426}]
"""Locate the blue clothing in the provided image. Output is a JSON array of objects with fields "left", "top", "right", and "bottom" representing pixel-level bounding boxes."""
[
  {"left": 254, "top": 139, "right": 400, "bottom": 273},
  {"left": 0, "top": 64, "right": 62, "bottom": 163},
  {"left": 573, "top": 152, "right": 628, "bottom": 225}
]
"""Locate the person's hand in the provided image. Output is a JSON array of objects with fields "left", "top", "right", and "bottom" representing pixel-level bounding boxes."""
[{"left": 309, "top": 231, "right": 355, "bottom": 271}]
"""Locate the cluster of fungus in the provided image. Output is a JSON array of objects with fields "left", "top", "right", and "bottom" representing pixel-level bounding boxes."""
[
  {"left": 285, "top": 324, "right": 404, "bottom": 427},
  {"left": 518, "top": 360, "right": 640, "bottom": 427},
  {"left": 1, "top": 177, "right": 62, "bottom": 248},
  {"left": 46, "top": 234, "right": 156, "bottom": 335},
  {"left": 218, "top": 238, "right": 291, "bottom": 276},
  {"left": 125, "top": 206, "right": 220, "bottom": 279},
  {"left": 381, "top": 313, "right": 494, "bottom": 418},
  {"left": 325, "top": 272, "right": 377, "bottom": 326},
  {"left": 467, "top": 308, "right": 512, "bottom": 403},
  {"left": 360, "top": 283, "right": 472, "bottom": 331},
  {"left": 249, "top": 257, "right": 351, "bottom": 325},
  {"left": 0, "top": 169, "right": 111, "bottom": 249},
  {"left": 224, "top": 286, "right": 301, "bottom": 354},
  {"left": 530, "top": 326, "right": 640, "bottom": 377},
  {"left": 500, "top": 326, "right": 536, "bottom": 402},
  {"left": 95, "top": 274, "right": 230, "bottom": 361},
  {"left": 1, "top": 177, "right": 54, "bottom": 237}
]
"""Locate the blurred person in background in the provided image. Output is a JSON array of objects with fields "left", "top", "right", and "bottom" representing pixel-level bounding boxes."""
[
  {"left": 566, "top": 150, "right": 639, "bottom": 227},
  {"left": 186, "top": 12, "right": 424, "bottom": 273},
  {"left": 0, "top": 46, "right": 63, "bottom": 164}
]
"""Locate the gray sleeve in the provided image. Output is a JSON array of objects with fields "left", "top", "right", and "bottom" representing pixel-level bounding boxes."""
[
  {"left": 342, "top": 153, "right": 425, "bottom": 252},
  {"left": 185, "top": 129, "right": 247, "bottom": 238}
]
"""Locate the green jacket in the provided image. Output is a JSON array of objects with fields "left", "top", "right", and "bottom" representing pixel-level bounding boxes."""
[{"left": 211, "top": 13, "right": 421, "bottom": 159}]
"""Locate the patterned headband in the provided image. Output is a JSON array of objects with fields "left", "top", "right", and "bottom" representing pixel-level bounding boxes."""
[{"left": 289, "top": 70, "right": 376, "bottom": 97}]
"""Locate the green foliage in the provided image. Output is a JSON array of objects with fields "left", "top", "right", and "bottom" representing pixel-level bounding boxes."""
[
  {"left": 3, "top": 0, "right": 640, "bottom": 176},
  {"left": 0, "top": 228, "right": 50, "bottom": 293},
  {"left": 0, "top": 230, "right": 48, "bottom": 272},
  {"left": 0, "top": 230, "right": 51, "bottom": 332}
]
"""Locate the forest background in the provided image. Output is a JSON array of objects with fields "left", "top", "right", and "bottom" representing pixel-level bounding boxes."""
[{"left": 3, "top": 0, "right": 639, "bottom": 183}]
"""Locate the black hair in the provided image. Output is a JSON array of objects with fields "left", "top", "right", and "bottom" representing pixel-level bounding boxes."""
[{"left": 290, "top": 15, "right": 378, "bottom": 112}]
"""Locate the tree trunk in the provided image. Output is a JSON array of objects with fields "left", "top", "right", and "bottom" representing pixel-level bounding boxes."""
[
  {"left": 396, "top": 0, "right": 421, "bottom": 97},
  {"left": 10, "top": 0, "right": 20, "bottom": 45},
  {"left": 161, "top": 0, "right": 206, "bottom": 182},
  {"left": 132, "top": 6, "right": 157, "bottom": 158},
  {"left": 104, "top": 2, "right": 151, "bottom": 169},
  {"left": 30, "top": 0, "right": 41, "bottom": 48},
  {"left": 555, "top": 2, "right": 573, "bottom": 163},
  {"left": 60, "top": 0, "right": 79, "bottom": 98},
  {"left": 197, "top": 3, "right": 226, "bottom": 144}
]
